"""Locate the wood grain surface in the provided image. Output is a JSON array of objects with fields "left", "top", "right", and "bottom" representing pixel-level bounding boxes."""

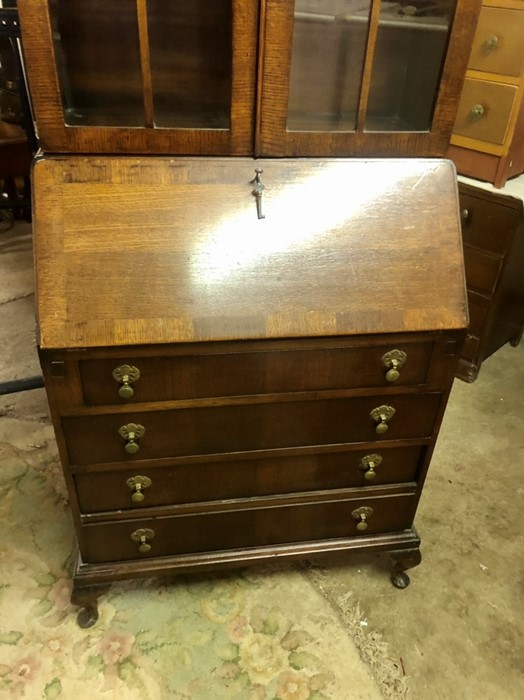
[{"left": 33, "top": 157, "right": 468, "bottom": 349}]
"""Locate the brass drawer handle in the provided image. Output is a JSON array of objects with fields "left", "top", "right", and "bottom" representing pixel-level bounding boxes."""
[
  {"left": 359, "top": 454, "right": 383, "bottom": 481},
  {"left": 126, "top": 475, "right": 152, "bottom": 503},
  {"left": 118, "top": 423, "right": 145, "bottom": 454},
  {"left": 131, "top": 528, "right": 155, "bottom": 554},
  {"left": 370, "top": 405, "right": 395, "bottom": 434},
  {"left": 484, "top": 34, "right": 499, "bottom": 51},
  {"left": 112, "top": 364, "right": 140, "bottom": 399},
  {"left": 352, "top": 506, "right": 373, "bottom": 532},
  {"left": 470, "top": 104, "right": 485, "bottom": 119},
  {"left": 381, "top": 349, "right": 407, "bottom": 382}
]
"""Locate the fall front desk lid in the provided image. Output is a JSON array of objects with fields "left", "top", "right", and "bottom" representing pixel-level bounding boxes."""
[{"left": 33, "top": 157, "right": 468, "bottom": 349}]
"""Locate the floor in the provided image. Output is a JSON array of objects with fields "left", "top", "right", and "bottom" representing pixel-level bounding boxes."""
[{"left": 1, "top": 220, "right": 523, "bottom": 699}]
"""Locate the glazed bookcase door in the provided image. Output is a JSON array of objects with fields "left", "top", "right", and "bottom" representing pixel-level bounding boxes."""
[
  {"left": 257, "top": 0, "right": 480, "bottom": 157},
  {"left": 18, "top": 0, "right": 258, "bottom": 154}
]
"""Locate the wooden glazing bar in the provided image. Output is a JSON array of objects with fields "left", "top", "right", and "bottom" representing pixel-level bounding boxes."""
[
  {"left": 136, "top": 0, "right": 154, "bottom": 128},
  {"left": 356, "top": 0, "right": 382, "bottom": 132}
]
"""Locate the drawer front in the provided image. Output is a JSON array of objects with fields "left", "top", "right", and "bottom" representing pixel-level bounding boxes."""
[
  {"left": 468, "top": 7, "right": 524, "bottom": 77},
  {"left": 463, "top": 246, "right": 502, "bottom": 297},
  {"left": 467, "top": 293, "right": 490, "bottom": 338},
  {"left": 461, "top": 334, "right": 480, "bottom": 363},
  {"left": 75, "top": 445, "right": 424, "bottom": 513},
  {"left": 79, "top": 342, "right": 434, "bottom": 406},
  {"left": 80, "top": 492, "right": 417, "bottom": 563},
  {"left": 460, "top": 191, "right": 517, "bottom": 255},
  {"left": 453, "top": 79, "right": 517, "bottom": 145},
  {"left": 62, "top": 393, "right": 442, "bottom": 467}
]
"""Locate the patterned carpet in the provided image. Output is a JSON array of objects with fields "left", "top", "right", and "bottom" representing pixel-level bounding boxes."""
[{"left": 0, "top": 411, "right": 408, "bottom": 700}]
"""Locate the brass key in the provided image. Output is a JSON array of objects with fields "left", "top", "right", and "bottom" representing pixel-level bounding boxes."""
[{"left": 251, "top": 168, "right": 266, "bottom": 220}]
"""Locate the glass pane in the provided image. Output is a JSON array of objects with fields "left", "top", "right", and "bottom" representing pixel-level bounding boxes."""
[
  {"left": 147, "top": 0, "right": 232, "bottom": 129},
  {"left": 366, "top": 1, "right": 454, "bottom": 132},
  {"left": 0, "top": 37, "right": 24, "bottom": 138},
  {"left": 287, "top": 0, "right": 371, "bottom": 132},
  {"left": 49, "top": 0, "right": 144, "bottom": 127}
]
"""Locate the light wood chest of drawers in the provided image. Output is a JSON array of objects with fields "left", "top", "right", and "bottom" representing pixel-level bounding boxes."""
[
  {"left": 34, "top": 157, "right": 467, "bottom": 626},
  {"left": 449, "top": 0, "right": 524, "bottom": 187}
]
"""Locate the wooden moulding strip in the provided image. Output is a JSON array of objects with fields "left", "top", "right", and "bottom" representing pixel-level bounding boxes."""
[
  {"left": 483, "top": 0, "right": 523, "bottom": 10},
  {"left": 136, "top": 0, "right": 154, "bottom": 128},
  {"left": 73, "top": 530, "right": 422, "bottom": 585},
  {"left": 356, "top": 0, "right": 382, "bottom": 131}
]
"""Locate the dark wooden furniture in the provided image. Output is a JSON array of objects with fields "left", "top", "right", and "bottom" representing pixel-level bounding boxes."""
[
  {"left": 33, "top": 157, "right": 467, "bottom": 626},
  {"left": 449, "top": 0, "right": 524, "bottom": 188},
  {"left": 457, "top": 179, "right": 524, "bottom": 381},
  {"left": 0, "top": 3, "right": 34, "bottom": 222},
  {"left": 18, "top": 0, "right": 480, "bottom": 157}
]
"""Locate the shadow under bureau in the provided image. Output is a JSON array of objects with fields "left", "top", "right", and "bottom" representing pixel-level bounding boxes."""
[{"left": 33, "top": 157, "right": 468, "bottom": 627}]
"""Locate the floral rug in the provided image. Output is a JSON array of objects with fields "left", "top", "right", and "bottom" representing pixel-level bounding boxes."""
[{"left": 0, "top": 400, "right": 408, "bottom": 700}]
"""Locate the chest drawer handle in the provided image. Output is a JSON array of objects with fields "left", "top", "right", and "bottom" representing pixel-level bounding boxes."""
[
  {"left": 381, "top": 349, "right": 407, "bottom": 382},
  {"left": 118, "top": 423, "right": 146, "bottom": 454},
  {"left": 470, "top": 104, "right": 484, "bottom": 119},
  {"left": 126, "top": 475, "right": 152, "bottom": 503},
  {"left": 131, "top": 528, "right": 155, "bottom": 554},
  {"left": 370, "top": 405, "right": 395, "bottom": 434},
  {"left": 484, "top": 34, "right": 499, "bottom": 51},
  {"left": 112, "top": 364, "right": 141, "bottom": 399},
  {"left": 352, "top": 506, "right": 374, "bottom": 532},
  {"left": 359, "top": 454, "right": 383, "bottom": 481}
]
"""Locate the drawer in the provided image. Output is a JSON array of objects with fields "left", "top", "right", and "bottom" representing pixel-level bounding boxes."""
[
  {"left": 74, "top": 445, "right": 424, "bottom": 512},
  {"left": 459, "top": 191, "right": 517, "bottom": 255},
  {"left": 467, "top": 293, "right": 490, "bottom": 338},
  {"left": 453, "top": 78, "right": 517, "bottom": 145},
  {"left": 463, "top": 246, "right": 502, "bottom": 297},
  {"left": 62, "top": 393, "right": 443, "bottom": 467},
  {"left": 79, "top": 341, "right": 434, "bottom": 406},
  {"left": 461, "top": 334, "right": 480, "bottom": 364},
  {"left": 468, "top": 7, "right": 524, "bottom": 77},
  {"left": 80, "top": 492, "right": 417, "bottom": 563}
]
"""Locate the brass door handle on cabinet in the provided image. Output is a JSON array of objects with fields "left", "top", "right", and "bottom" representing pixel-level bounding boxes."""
[
  {"left": 118, "top": 423, "right": 145, "bottom": 454},
  {"left": 470, "top": 104, "right": 485, "bottom": 119},
  {"left": 131, "top": 528, "right": 155, "bottom": 554},
  {"left": 126, "top": 475, "right": 152, "bottom": 503},
  {"left": 370, "top": 405, "right": 395, "bottom": 434},
  {"left": 381, "top": 349, "right": 407, "bottom": 382},
  {"left": 359, "top": 454, "right": 383, "bottom": 481},
  {"left": 112, "top": 364, "right": 140, "bottom": 399},
  {"left": 352, "top": 506, "right": 373, "bottom": 532},
  {"left": 461, "top": 208, "right": 469, "bottom": 225}
]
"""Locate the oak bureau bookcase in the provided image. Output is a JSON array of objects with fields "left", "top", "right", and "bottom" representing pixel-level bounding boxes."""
[
  {"left": 18, "top": 0, "right": 481, "bottom": 157},
  {"left": 18, "top": 1, "right": 477, "bottom": 627}
]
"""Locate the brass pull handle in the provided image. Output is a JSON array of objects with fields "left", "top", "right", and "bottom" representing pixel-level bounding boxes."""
[
  {"left": 112, "top": 364, "right": 140, "bottom": 399},
  {"left": 126, "top": 475, "right": 152, "bottom": 503},
  {"left": 359, "top": 454, "right": 383, "bottom": 481},
  {"left": 461, "top": 208, "right": 469, "bottom": 225},
  {"left": 118, "top": 423, "right": 146, "bottom": 454},
  {"left": 251, "top": 168, "right": 266, "bottom": 220},
  {"left": 131, "top": 528, "right": 155, "bottom": 554},
  {"left": 370, "top": 405, "right": 395, "bottom": 435},
  {"left": 484, "top": 34, "right": 499, "bottom": 50},
  {"left": 470, "top": 104, "right": 484, "bottom": 119},
  {"left": 352, "top": 506, "right": 373, "bottom": 532},
  {"left": 381, "top": 349, "right": 407, "bottom": 382}
]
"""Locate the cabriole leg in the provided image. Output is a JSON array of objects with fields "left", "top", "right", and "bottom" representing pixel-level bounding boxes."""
[
  {"left": 71, "top": 584, "right": 111, "bottom": 628},
  {"left": 389, "top": 548, "right": 422, "bottom": 589}
]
